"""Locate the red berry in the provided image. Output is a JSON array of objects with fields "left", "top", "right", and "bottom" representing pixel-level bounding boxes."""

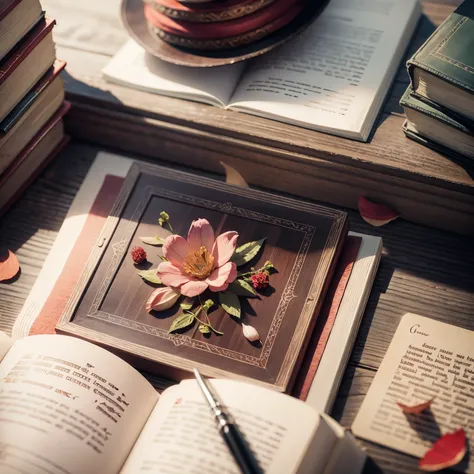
[
  {"left": 251, "top": 272, "right": 269, "bottom": 290},
  {"left": 131, "top": 246, "right": 147, "bottom": 264}
]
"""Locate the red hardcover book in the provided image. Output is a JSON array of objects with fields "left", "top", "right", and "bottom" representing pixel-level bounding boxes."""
[
  {"left": 0, "top": 59, "right": 66, "bottom": 135},
  {"left": 0, "top": 102, "right": 71, "bottom": 215}
]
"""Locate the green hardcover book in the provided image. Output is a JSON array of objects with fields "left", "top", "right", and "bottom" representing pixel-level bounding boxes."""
[
  {"left": 400, "top": 86, "right": 474, "bottom": 160},
  {"left": 406, "top": 0, "right": 474, "bottom": 122}
]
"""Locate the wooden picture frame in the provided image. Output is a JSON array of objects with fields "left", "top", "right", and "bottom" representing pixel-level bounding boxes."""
[{"left": 57, "top": 162, "right": 347, "bottom": 392}]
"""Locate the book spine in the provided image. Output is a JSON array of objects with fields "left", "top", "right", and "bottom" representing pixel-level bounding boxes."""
[
  {"left": 402, "top": 122, "right": 473, "bottom": 163},
  {"left": 0, "top": 0, "right": 21, "bottom": 22},
  {"left": 0, "top": 17, "right": 56, "bottom": 85},
  {"left": 401, "top": 94, "right": 471, "bottom": 134},
  {"left": 409, "top": 92, "right": 474, "bottom": 133},
  {"left": 0, "top": 136, "right": 70, "bottom": 217}
]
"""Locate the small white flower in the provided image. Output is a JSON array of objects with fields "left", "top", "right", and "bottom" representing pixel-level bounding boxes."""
[{"left": 242, "top": 323, "right": 260, "bottom": 342}]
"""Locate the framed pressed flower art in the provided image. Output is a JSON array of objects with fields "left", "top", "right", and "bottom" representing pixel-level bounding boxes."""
[{"left": 57, "top": 162, "right": 347, "bottom": 392}]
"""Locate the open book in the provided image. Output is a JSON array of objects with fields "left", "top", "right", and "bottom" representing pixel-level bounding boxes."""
[
  {"left": 352, "top": 314, "right": 474, "bottom": 473},
  {"left": 0, "top": 333, "right": 365, "bottom": 474},
  {"left": 103, "top": 0, "right": 421, "bottom": 141}
]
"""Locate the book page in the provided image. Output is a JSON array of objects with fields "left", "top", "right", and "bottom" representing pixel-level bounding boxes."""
[
  {"left": 120, "top": 379, "right": 338, "bottom": 474},
  {"left": 229, "top": 0, "right": 420, "bottom": 140},
  {"left": 0, "top": 331, "right": 12, "bottom": 362},
  {"left": 102, "top": 40, "right": 246, "bottom": 107},
  {"left": 352, "top": 314, "right": 474, "bottom": 473},
  {"left": 0, "top": 335, "right": 159, "bottom": 474}
]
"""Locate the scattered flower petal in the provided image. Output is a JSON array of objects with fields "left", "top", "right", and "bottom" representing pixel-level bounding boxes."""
[
  {"left": 131, "top": 246, "right": 147, "bottom": 264},
  {"left": 358, "top": 196, "right": 398, "bottom": 227},
  {"left": 146, "top": 287, "right": 181, "bottom": 312},
  {"left": 397, "top": 398, "right": 434, "bottom": 414},
  {"left": 419, "top": 429, "right": 466, "bottom": 472},
  {"left": 242, "top": 323, "right": 260, "bottom": 342},
  {"left": 0, "top": 250, "right": 20, "bottom": 282}
]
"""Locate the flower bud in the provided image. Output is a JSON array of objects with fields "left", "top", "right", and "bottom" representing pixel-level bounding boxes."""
[
  {"left": 203, "top": 299, "right": 214, "bottom": 312},
  {"left": 146, "top": 287, "right": 180, "bottom": 312},
  {"left": 242, "top": 323, "right": 260, "bottom": 342}
]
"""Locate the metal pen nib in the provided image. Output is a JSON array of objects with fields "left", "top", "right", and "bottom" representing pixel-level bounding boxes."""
[{"left": 193, "top": 368, "right": 262, "bottom": 474}]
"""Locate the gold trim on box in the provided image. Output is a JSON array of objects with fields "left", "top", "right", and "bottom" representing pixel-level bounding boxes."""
[{"left": 87, "top": 186, "right": 317, "bottom": 369}]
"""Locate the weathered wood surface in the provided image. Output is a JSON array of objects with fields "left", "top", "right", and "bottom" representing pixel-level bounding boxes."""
[
  {"left": 1, "top": 141, "right": 473, "bottom": 473},
  {"left": 41, "top": 0, "right": 474, "bottom": 234}
]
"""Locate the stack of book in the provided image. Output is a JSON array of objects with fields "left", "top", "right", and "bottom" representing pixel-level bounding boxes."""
[
  {"left": 0, "top": 0, "right": 69, "bottom": 215},
  {"left": 400, "top": 0, "right": 473, "bottom": 161}
]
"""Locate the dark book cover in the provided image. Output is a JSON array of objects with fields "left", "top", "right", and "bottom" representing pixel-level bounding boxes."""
[
  {"left": 0, "top": 60, "right": 66, "bottom": 136},
  {"left": 409, "top": 89, "right": 474, "bottom": 132},
  {"left": 0, "top": 102, "right": 71, "bottom": 216},
  {"left": 400, "top": 86, "right": 473, "bottom": 136},
  {"left": 406, "top": 0, "right": 474, "bottom": 95},
  {"left": 0, "top": 17, "right": 55, "bottom": 85}
]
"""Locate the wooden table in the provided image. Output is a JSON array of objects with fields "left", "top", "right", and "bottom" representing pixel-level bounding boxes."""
[{"left": 1, "top": 1, "right": 473, "bottom": 473}]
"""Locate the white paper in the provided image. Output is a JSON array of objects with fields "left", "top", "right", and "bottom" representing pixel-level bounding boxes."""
[
  {"left": 230, "top": 0, "right": 421, "bottom": 139},
  {"left": 353, "top": 314, "right": 474, "bottom": 473},
  {"left": 121, "top": 379, "right": 337, "bottom": 474},
  {"left": 0, "top": 335, "right": 158, "bottom": 474},
  {"left": 103, "top": 40, "right": 246, "bottom": 107}
]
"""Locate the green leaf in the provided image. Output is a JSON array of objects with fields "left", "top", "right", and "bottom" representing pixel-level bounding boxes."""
[
  {"left": 229, "top": 279, "right": 257, "bottom": 298},
  {"left": 218, "top": 292, "right": 241, "bottom": 319},
  {"left": 137, "top": 269, "right": 162, "bottom": 284},
  {"left": 139, "top": 236, "right": 165, "bottom": 246},
  {"left": 231, "top": 238, "right": 266, "bottom": 267},
  {"left": 180, "top": 297, "right": 195, "bottom": 311},
  {"left": 169, "top": 313, "right": 195, "bottom": 333},
  {"left": 199, "top": 324, "right": 211, "bottom": 334}
]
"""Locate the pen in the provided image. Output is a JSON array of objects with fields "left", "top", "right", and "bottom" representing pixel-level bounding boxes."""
[{"left": 193, "top": 368, "right": 263, "bottom": 474}]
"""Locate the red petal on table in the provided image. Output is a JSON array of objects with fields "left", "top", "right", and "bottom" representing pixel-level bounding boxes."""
[
  {"left": 397, "top": 398, "right": 434, "bottom": 414},
  {"left": 0, "top": 250, "right": 20, "bottom": 281},
  {"left": 358, "top": 196, "right": 399, "bottom": 227},
  {"left": 419, "top": 429, "right": 466, "bottom": 472}
]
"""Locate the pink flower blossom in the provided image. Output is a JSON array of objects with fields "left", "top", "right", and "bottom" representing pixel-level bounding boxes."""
[
  {"left": 146, "top": 287, "right": 181, "bottom": 312},
  {"left": 157, "top": 219, "right": 238, "bottom": 297}
]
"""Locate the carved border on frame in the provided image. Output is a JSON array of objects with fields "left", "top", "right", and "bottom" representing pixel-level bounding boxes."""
[
  {"left": 57, "top": 161, "right": 346, "bottom": 390},
  {"left": 87, "top": 185, "right": 316, "bottom": 368}
]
